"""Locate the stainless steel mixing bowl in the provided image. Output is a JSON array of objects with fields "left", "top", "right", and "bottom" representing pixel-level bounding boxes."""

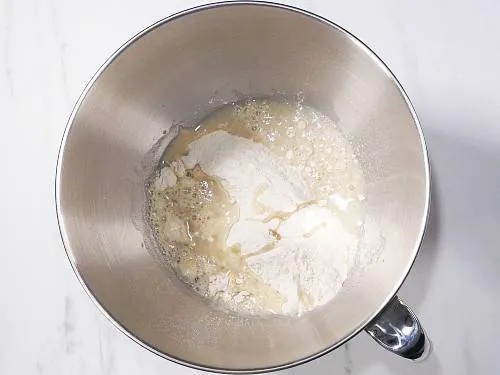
[{"left": 56, "top": 2, "right": 430, "bottom": 373}]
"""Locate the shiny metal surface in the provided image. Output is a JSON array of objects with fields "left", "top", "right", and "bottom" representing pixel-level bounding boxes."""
[
  {"left": 56, "top": 2, "right": 430, "bottom": 373},
  {"left": 366, "top": 296, "right": 431, "bottom": 360}
]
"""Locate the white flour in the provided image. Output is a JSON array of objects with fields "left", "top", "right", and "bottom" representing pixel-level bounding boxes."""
[{"left": 149, "top": 99, "right": 366, "bottom": 316}]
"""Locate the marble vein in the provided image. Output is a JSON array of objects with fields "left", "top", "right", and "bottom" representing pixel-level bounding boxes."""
[
  {"left": 49, "top": 0, "right": 71, "bottom": 107},
  {"left": 2, "top": 0, "right": 14, "bottom": 96},
  {"left": 343, "top": 342, "right": 352, "bottom": 375},
  {"left": 97, "top": 316, "right": 116, "bottom": 374},
  {"left": 463, "top": 335, "right": 476, "bottom": 375},
  {"left": 63, "top": 296, "right": 77, "bottom": 354}
]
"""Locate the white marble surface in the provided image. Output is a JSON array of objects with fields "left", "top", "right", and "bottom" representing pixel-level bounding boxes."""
[{"left": 1, "top": 0, "right": 500, "bottom": 374}]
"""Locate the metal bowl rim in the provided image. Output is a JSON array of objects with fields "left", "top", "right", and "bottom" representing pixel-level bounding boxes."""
[{"left": 55, "top": 1, "right": 431, "bottom": 373}]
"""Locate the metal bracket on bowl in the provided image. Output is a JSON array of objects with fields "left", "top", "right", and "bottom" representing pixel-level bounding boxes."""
[{"left": 365, "top": 295, "right": 431, "bottom": 361}]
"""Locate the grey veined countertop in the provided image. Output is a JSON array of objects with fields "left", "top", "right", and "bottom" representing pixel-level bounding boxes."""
[{"left": 1, "top": 0, "right": 499, "bottom": 374}]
